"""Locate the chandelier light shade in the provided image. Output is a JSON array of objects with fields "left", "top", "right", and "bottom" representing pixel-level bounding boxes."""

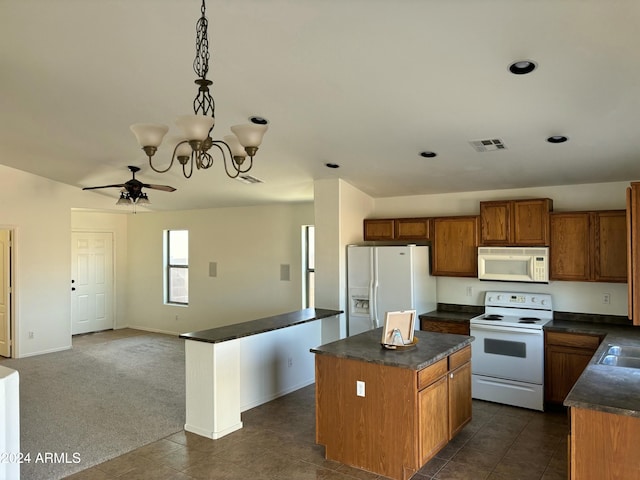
[{"left": 130, "top": 0, "right": 268, "bottom": 179}]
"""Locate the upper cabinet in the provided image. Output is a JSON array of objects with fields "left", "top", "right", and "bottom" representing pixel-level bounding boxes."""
[
  {"left": 363, "top": 218, "right": 431, "bottom": 241},
  {"left": 480, "top": 198, "right": 553, "bottom": 246},
  {"left": 363, "top": 219, "right": 395, "bottom": 241},
  {"left": 432, "top": 216, "right": 479, "bottom": 277},
  {"left": 550, "top": 210, "right": 627, "bottom": 283}
]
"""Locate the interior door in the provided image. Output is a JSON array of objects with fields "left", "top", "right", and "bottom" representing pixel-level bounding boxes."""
[
  {"left": 0, "top": 230, "right": 11, "bottom": 357},
  {"left": 71, "top": 232, "right": 114, "bottom": 335}
]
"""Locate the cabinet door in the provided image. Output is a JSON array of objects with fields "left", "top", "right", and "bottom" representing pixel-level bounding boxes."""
[
  {"left": 363, "top": 219, "right": 395, "bottom": 241},
  {"left": 550, "top": 213, "right": 591, "bottom": 281},
  {"left": 513, "top": 199, "right": 552, "bottom": 246},
  {"left": 448, "top": 361, "right": 472, "bottom": 438},
  {"left": 594, "top": 210, "right": 627, "bottom": 282},
  {"left": 432, "top": 216, "right": 479, "bottom": 277},
  {"left": 395, "top": 218, "right": 431, "bottom": 240},
  {"left": 418, "top": 375, "right": 448, "bottom": 463},
  {"left": 480, "top": 201, "right": 511, "bottom": 245},
  {"left": 545, "top": 344, "right": 596, "bottom": 404}
]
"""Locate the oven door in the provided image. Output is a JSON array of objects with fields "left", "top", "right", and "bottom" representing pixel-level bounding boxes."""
[{"left": 470, "top": 323, "right": 544, "bottom": 384}]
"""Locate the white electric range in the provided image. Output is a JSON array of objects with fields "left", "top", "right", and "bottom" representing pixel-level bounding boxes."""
[{"left": 470, "top": 291, "right": 553, "bottom": 411}]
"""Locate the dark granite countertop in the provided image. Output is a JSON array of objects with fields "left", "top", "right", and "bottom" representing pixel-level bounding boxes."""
[
  {"left": 419, "top": 303, "right": 483, "bottom": 324},
  {"left": 547, "top": 319, "right": 640, "bottom": 417},
  {"left": 310, "top": 328, "right": 473, "bottom": 371},
  {"left": 179, "top": 308, "right": 343, "bottom": 344}
]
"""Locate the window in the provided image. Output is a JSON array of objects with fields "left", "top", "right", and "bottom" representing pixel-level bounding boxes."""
[
  {"left": 166, "top": 230, "right": 189, "bottom": 304},
  {"left": 303, "top": 225, "right": 315, "bottom": 308}
]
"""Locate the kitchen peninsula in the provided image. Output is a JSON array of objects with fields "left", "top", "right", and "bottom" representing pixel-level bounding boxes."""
[
  {"left": 180, "top": 308, "right": 341, "bottom": 439},
  {"left": 312, "top": 329, "right": 473, "bottom": 480}
]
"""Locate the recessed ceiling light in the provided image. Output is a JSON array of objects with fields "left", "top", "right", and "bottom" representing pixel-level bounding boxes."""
[
  {"left": 249, "top": 116, "right": 269, "bottom": 125},
  {"left": 419, "top": 151, "right": 437, "bottom": 158},
  {"left": 325, "top": 163, "right": 340, "bottom": 169},
  {"left": 509, "top": 60, "right": 537, "bottom": 75},
  {"left": 547, "top": 135, "right": 568, "bottom": 144}
]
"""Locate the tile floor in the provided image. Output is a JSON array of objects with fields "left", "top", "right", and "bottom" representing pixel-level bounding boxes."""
[{"left": 62, "top": 330, "right": 568, "bottom": 480}]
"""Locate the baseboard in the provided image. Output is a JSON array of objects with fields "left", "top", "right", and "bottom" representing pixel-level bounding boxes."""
[
  {"left": 18, "top": 344, "right": 72, "bottom": 358},
  {"left": 124, "top": 325, "right": 181, "bottom": 336},
  {"left": 240, "top": 377, "right": 315, "bottom": 412}
]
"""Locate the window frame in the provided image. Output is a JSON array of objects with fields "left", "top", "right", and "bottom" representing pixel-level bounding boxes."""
[{"left": 165, "top": 229, "right": 189, "bottom": 305}]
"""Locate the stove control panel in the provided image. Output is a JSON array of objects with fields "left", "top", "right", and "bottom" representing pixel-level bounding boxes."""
[{"left": 484, "top": 291, "right": 553, "bottom": 311}]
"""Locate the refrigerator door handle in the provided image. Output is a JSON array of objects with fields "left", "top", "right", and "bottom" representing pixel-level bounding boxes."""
[{"left": 370, "top": 248, "right": 377, "bottom": 329}]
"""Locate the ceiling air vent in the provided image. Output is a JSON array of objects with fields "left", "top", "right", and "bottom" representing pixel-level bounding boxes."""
[
  {"left": 469, "top": 138, "right": 507, "bottom": 152},
  {"left": 235, "top": 174, "right": 263, "bottom": 184}
]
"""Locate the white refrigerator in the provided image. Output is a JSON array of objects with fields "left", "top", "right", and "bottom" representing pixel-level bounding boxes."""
[{"left": 347, "top": 245, "right": 436, "bottom": 336}]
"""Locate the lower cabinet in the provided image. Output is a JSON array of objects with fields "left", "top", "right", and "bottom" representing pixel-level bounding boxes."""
[
  {"left": 420, "top": 317, "right": 470, "bottom": 335},
  {"left": 571, "top": 407, "right": 640, "bottom": 479},
  {"left": 418, "top": 346, "right": 472, "bottom": 463},
  {"left": 544, "top": 331, "right": 603, "bottom": 405}
]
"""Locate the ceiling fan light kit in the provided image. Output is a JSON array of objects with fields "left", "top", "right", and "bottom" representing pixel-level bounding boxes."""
[
  {"left": 129, "top": 0, "right": 268, "bottom": 179},
  {"left": 83, "top": 166, "right": 176, "bottom": 212}
]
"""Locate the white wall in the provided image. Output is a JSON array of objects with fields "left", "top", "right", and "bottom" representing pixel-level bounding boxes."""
[
  {"left": 314, "top": 179, "right": 374, "bottom": 342},
  {"left": 373, "top": 181, "right": 631, "bottom": 316},
  {"left": 125, "top": 203, "right": 314, "bottom": 334},
  {"left": 0, "top": 165, "right": 125, "bottom": 357}
]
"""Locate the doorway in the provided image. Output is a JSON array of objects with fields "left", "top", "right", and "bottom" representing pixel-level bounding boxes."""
[
  {"left": 0, "top": 229, "right": 12, "bottom": 357},
  {"left": 71, "top": 232, "right": 114, "bottom": 335}
]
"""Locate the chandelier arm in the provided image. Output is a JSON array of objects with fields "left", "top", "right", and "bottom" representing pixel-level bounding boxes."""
[
  {"left": 211, "top": 140, "right": 255, "bottom": 178},
  {"left": 182, "top": 153, "right": 195, "bottom": 179},
  {"left": 208, "top": 141, "right": 239, "bottom": 178},
  {"left": 146, "top": 140, "right": 193, "bottom": 174}
]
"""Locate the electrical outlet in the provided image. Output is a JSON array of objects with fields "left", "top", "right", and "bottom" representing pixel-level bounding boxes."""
[
  {"left": 287, "top": 357, "right": 293, "bottom": 368},
  {"left": 28, "top": 331, "right": 34, "bottom": 339},
  {"left": 175, "top": 315, "right": 179, "bottom": 321},
  {"left": 356, "top": 380, "right": 365, "bottom": 397},
  {"left": 466, "top": 286, "right": 473, "bottom": 297},
  {"left": 603, "top": 293, "right": 611, "bottom": 305}
]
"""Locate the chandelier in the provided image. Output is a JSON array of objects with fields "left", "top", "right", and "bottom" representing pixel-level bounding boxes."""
[{"left": 129, "top": 0, "right": 268, "bottom": 179}]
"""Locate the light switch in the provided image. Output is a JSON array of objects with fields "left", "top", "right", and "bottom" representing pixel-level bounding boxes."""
[
  {"left": 209, "top": 262, "right": 217, "bottom": 277},
  {"left": 356, "top": 380, "right": 365, "bottom": 397}
]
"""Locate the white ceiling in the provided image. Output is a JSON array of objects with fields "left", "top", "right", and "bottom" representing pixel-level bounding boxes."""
[{"left": 2, "top": 0, "right": 640, "bottom": 211}]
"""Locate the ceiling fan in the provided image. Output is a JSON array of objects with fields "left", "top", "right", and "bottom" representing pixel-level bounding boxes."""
[{"left": 82, "top": 165, "right": 176, "bottom": 205}]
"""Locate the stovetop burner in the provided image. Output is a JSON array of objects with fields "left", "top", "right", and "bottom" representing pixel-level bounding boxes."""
[
  {"left": 483, "top": 314, "right": 503, "bottom": 320},
  {"left": 518, "top": 317, "right": 539, "bottom": 324}
]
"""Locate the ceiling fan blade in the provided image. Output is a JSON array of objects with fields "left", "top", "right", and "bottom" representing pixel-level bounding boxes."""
[
  {"left": 82, "top": 184, "right": 126, "bottom": 191},
  {"left": 143, "top": 184, "right": 177, "bottom": 192}
]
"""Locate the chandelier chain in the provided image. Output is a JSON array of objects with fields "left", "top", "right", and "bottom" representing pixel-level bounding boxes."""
[{"left": 194, "top": 0, "right": 210, "bottom": 80}]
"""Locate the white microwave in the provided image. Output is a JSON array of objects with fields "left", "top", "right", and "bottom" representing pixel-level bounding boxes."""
[{"left": 477, "top": 246, "right": 549, "bottom": 283}]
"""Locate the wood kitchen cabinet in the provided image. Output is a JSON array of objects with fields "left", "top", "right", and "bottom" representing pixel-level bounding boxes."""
[
  {"left": 550, "top": 210, "right": 626, "bottom": 282},
  {"left": 628, "top": 183, "right": 640, "bottom": 325},
  {"left": 432, "top": 216, "right": 479, "bottom": 277},
  {"left": 420, "top": 317, "right": 470, "bottom": 335},
  {"left": 571, "top": 407, "right": 640, "bottom": 479},
  {"left": 480, "top": 198, "right": 552, "bottom": 246},
  {"left": 544, "top": 331, "right": 603, "bottom": 405},
  {"left": 363, "top": 217, "right": 431, "bottom": 241},
  {"left": 363, "top": 218, "right": 396, "bottom": 241}
]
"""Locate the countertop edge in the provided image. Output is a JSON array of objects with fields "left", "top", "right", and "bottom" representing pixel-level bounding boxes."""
[{"left": 179, "top": 308, "right": 343, "bottom": 344}]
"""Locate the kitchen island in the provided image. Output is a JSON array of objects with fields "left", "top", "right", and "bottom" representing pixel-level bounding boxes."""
[
  {"left": 180, "top": 308, "right": 341, "bottom": 439},
  {"left": 311, "top": 328, "right": 473, "bottom": 480}
]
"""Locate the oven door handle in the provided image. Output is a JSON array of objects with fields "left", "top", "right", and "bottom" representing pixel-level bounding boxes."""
[{"left": 470, "top": 324, "right": 543, "bottom": 335}]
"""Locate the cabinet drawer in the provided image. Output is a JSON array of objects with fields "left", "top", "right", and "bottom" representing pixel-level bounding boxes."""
[
  {"left": 418, "top": 358, "right": 448, "bottom": 390},
  {"left": 546, "top": 331, "right": 601, "bottom": 350},
  {"left": 449, "top": 345, "right": 471, "bottom": 370}
]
